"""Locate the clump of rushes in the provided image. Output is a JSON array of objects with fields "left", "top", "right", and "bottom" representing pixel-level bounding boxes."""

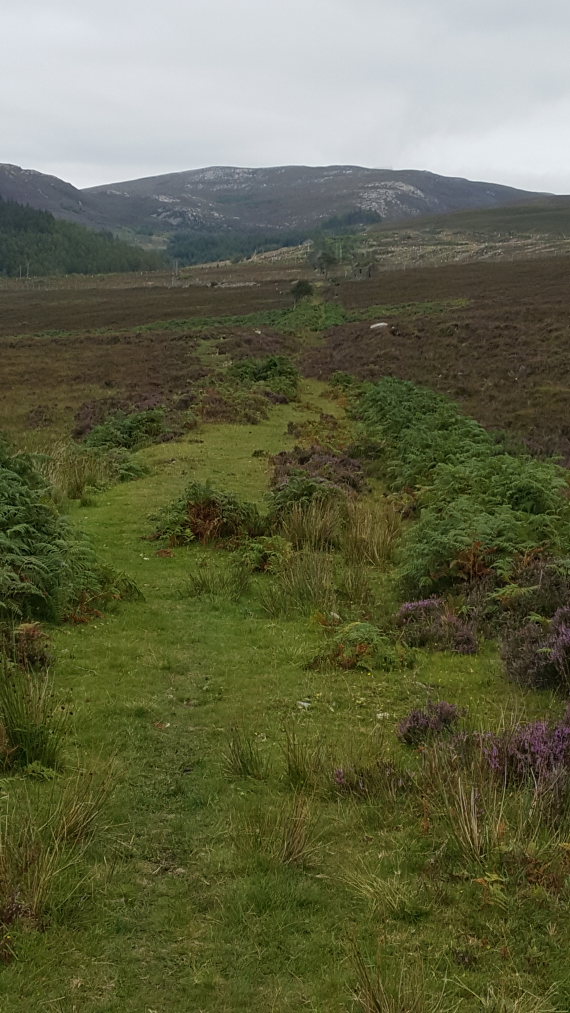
[
  {"left": 222, "top": 726, "right": 268, "bottom": 779},
  {"left": 0, "top": 663, "right": 67, "bottom": 771},
  {"left": 398, "top": 701, "right": 461, "bottom": 747},
  {"left": 352, "top": 949, "right": 446, "bottom": 1013},
  {"left": 342, "top": 498, "right": 402, "bottom": 567},
  {"left": 258, "top": 550, "right": 337, "bottom": 617},
  {"left": 279, "top": 497, "right": 344, "bottom": 551}
]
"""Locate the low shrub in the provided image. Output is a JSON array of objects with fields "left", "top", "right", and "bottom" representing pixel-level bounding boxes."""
[
  {"left": 285, "top": 412, "right": 352, "bottom": 453},
  {"left": 396, "top": 598, "right": 478, "bottom": 654},
  {"left": 1, "top": 623, "right": 53, "bottom": 671},
  {"left": 152, "top": 481, "right": 264, "bottom": 546},
  {"left": 291, "top": 280, "right": 313, "bottom": 303},
  {"left": 270, "top": 445, "right": 365, "bottom": 494},
  {"left": 501, "top": 607, "right": 570, "bottom": 691},
  {"left": 398, "top": 700, "right": 461, "bottom": 747},
  {"left": 84, "top": 409, "right": 167, "bottom": 450},
  {"left": 267, "top": 474, "right": 341, "bottom": 527},
  {"left": 356, "top": 378, "right": 570, "bottom": 597},
  {"left": 237, "top": 535, "right": 292, "bottom": 572},
  {"left": 483, "top": 715, "right": 570, "bottom": 785},
  {"left": 195, "top": 384, "right": 270, "bottom": 424},
  {"left": 103, "top": 447, "right": 150, "bottom": 483},
  {"left": 491, "top": 553, "right": 570, "bottom": 628},
  {"left": 228, "top": 354, "right": 299, "bottom": 400},
  {"left": 325, "top": 622, "right": 398, "bottom": 670}
]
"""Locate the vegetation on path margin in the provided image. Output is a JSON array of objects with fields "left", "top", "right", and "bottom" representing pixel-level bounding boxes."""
[{"left": 1, "top": 382, "right": 569, "bottom": 1010}]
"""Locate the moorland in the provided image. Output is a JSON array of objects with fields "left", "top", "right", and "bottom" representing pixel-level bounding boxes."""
[{"left": 1, "top": 249, "right": 570, "bottom": 1012}]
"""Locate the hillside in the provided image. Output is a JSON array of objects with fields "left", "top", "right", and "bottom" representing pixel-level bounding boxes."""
[
  {"left": 0, "top": 197, "right": 164, "bottom": 277},
  {"left": 0, "top": 162, "right": 545, "bottom": 237},
  {"left": 373, "top": 195, "right": 570, "bottom": 237},
  {"left": 84, "top": 165, "right": 544, "bottom": 233},
  {"left": 0, "top": 164, "right": 106, "bottom": 227}
]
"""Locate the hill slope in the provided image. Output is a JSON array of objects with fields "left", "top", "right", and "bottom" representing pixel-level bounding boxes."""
[
  {"left": 84, "top": 165, "right": 545, "bottom": 233},
  {"left": 373, "top": 195, "right": 570, "bottom": 237},
  {"left": 0, "top": 162, "right": 545, "bottom": 236},
  {"left": 0, "top": 164, "right": 106, "bottom": 227}
]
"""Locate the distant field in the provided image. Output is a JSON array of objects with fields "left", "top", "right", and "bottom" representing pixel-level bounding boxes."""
[{"left": 2, "top": 255, "right": 570, "bottom": 460}]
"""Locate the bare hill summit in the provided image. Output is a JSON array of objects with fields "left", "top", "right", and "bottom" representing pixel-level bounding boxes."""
[{"left": 0, "top": 163, "right": 546, "bottom": 236}]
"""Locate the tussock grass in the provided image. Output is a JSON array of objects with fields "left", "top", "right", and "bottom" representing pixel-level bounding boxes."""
[
  {"left": 259, "top": 550, "right": 337, "bottom": 616},
  {"left": 238, "top": 793, "right": 321, "bottom": 868},
  {"left": 462, "top": 983, "right": 561, "bottom": 1012},
  {"left": 422, "top": 745, "right": 508, "bottom": 868},
  {"left": 0, "top": 664, "right": 67, "bottom": 771},
  {"left": 181, "top": 562, "right": 251, "bottom": 602},
  {"left": 222, "top": 726, "right": 269, "bottom": 780},
  {"left": 32, "top": 440, "right": 111, "bottom": 504},
  {"left": 344, "top": 861, "right": 431, "bottom": 922},
  {"left": 280, "top": 497, "right": 344, "bottom": 550},
  {"left": 281, "top": 725, "right": 327, "bottom": 791},
  {"left": 336, "top": 563, "right": 375, "bottom": 612},
  {"left": 55, "top": 766, "right": 115, "bottom": 844},
  {"left": 352, "top": 951, "right": 447, "bottom": 1013},
  {"left": 0, "top": 771, "right": 111, "bottom": 928},
  {"left": 343, "top": 498, "right": 402, "bottom": 567},
  {"left": 273, "top": 793, "right": 320, "bottom": 866}
]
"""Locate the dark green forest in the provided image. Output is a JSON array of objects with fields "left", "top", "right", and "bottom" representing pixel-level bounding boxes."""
[
  {"left": 0, "top": 198, "right": 165, "bottom": 277},
  {"left": 166, "top": 228, "right": 309, "bottom": 265},
  {"left": 166, "top": 210, "right": 381, "bottom": 265}
]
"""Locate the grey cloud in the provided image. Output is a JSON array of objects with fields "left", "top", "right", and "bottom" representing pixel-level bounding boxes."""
[{"left": 2, "top": 0, "right": 569, "bottom": 191}]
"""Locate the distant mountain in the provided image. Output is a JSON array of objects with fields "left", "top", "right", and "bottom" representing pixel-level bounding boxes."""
[
  {"left": 84, "top": 165, "right": 546, "bottom": 233},
  {"left": 0, "top": 163, "right": 107, "bottom": 228},
  {"left": 0, "top": 163, "right": 547, "bottom": 237}
]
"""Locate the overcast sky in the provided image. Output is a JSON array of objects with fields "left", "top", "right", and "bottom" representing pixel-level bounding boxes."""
[{"left": 3, "top": 0, "right": 569, "bottom": 192}]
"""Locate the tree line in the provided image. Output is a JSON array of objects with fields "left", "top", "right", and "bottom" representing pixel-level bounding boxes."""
[{"left": 0, "top": 197, "right": 165, "bottom": 277}]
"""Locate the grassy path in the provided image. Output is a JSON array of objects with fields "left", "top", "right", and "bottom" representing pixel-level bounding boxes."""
[{"left": 1, "top": 381, "right": 560, "bottom": 1012}]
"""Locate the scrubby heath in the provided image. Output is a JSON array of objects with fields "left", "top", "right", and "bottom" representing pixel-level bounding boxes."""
[{"left": 1, "top": 264, "right": 570, "bottom": 1009}]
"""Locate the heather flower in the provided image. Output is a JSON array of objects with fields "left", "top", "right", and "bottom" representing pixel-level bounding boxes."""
[
  {"left": 501, "top": 607, "right": 570, "bottom": 692},
  {"left": 398, "top": 700, "right": 461, "bottom": 747},
  {"left": 454, "top": 715, "right": 570, "bottom": 784},
  {"left": 396, "top": 598, "right": 478, "bottom": 654}
]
